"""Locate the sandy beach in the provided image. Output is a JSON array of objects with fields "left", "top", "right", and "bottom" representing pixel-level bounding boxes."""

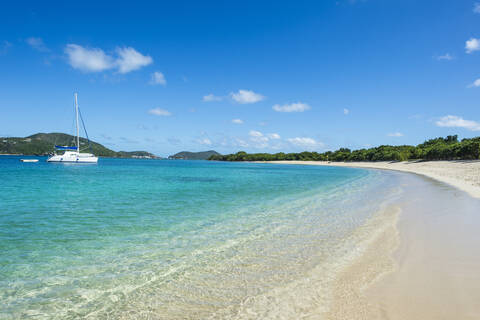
[
  {"left": 260, "top": 160, "right": 480, "bottom": 319},
  {"left": 261, "top": 160, "right": 480, "bottom": 199}
]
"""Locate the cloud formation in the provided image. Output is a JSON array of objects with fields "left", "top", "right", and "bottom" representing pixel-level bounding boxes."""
[
  {"left": 466, "top": 38, "right": 480, "bottom": 54},
  {"left": 287, "top": 137, "right": 322, "bottom": 149},
  {"left": 65, "top": 44, "right": 152, "bottom": 73},
  {"left": 234, "top": 138, "right": 249, "bottom": 148},
  {"left": 150, "top": 71, "right": 166, "bottom": 85},
  {"left": 249, "top": 130, "right": 263, "bottom": 137},
  {"left": 26, "top": 37, "right": 49, "bottom": 52},
  {"left": 436, "top": 53, "right": 453, "bottom": 61},
  {"left": 468, "top": 78, "right": 480, "bottom": 88},
  {"left": 116, "top": 47, "right": 152, "bottom": 73},
  {"left": 203, "top": 94, "right": 223, "bottom": 102},
  {"left": 268, "top": 133, "right": 281, "bottom": 139},
  {"left": 65, "top": 44, "right": 114, "bottom": 72},
  {"left": 148, "top": 108, "right": 171, "bottom": 116},
  {"left": 197, "top": 138, "right": 212, "bottom": 145},
  {"left": 436, "top": 115, "right": 480, "bottom": 131},
  {"left": 232, "top": 119, "right": 243, "bottom": 124},
  {"left": 248, "top": 130, "right": 269, "bottom": 147},
  {"left": 272, "top": 102, "right": 311, "bottom": 113},
  {"left": 387, "top": 132, "right": 404, "bottom": 137},
  {"left": 474, "top": 2, "right": 480, "bottom": 13},
  {"left": 231, "top": 90, "right": 265, "bottom": 104},
  {"left": 343, "top": 108, "right": 350, "bottom": 115}
]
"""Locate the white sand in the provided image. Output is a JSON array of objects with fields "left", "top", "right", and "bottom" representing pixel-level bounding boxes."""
[
  {"left": 260, "top": 160, "right": 480, "bottom": 199},
  {"left": 259, "top": 160, "right": 480, "bottom": 319}
]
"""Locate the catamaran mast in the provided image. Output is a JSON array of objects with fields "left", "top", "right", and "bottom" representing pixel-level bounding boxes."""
[{"left": 75, "top": 93, "right": 80, "bottom": 153}]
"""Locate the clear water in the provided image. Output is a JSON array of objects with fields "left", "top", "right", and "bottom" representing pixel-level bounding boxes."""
[{"left": 0, "top": 157, "right": 400, "bottom": 319}]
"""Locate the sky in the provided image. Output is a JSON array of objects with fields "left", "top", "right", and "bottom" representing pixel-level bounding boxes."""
[{"left": 1, "top": 0, "right": 480, "bottom": 156}]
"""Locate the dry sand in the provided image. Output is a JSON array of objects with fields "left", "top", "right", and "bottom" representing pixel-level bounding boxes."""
[{"left": 258, "top": 160, "right": 480, "bottom": 319}]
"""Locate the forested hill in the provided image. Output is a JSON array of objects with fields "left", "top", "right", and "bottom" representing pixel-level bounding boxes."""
[
  {"left": 209, "top": 135, "right": 480, "bottom": 162},
  {"left": 169, "top": 150, "right": 220, "bottom": 160},
  {"left": 0, "top": 133, "right": 158, "bottom": 158}
]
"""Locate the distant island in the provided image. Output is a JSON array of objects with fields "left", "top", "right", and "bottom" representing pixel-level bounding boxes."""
[
  {"left": 0, "top": 133, "right": 158, "bottom": 159},
  {"left": 209, "top": 135, "right": 480, "bottom": 162},
  {"left": 169, "top": 150, "right": 220, "bottom": 160}
]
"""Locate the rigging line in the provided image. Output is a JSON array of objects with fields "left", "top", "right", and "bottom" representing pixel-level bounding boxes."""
[
  {"left": 78, "top": 107, "right": 93, "bottom": 153},
  {"left": 71, "top": 97, "right": 76, "bottom": 146}
]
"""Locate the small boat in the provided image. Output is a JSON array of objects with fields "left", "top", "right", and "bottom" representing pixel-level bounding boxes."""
[
  {"left": 47, "top": 93, "right": 98, "bottom": 163},
  {"left": 20, "top": 159, "right": 39, "bottom": 163}
]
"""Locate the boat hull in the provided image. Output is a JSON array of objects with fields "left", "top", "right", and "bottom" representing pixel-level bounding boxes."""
[{"left": 47, "top": 151, "right": 98, "bottom": 163}]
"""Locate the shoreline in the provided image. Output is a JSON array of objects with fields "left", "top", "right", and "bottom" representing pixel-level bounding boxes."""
[
  {"left": 256, "top": 160, "right": 480, "bottom": 199},
  {"left": 258, "top": 160, "right": 480, "bottom": 318}
]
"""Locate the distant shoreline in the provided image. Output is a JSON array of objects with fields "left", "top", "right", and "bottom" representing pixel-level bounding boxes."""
[{"left": 256, "top": 160, "right": 480, "bottom": 199}]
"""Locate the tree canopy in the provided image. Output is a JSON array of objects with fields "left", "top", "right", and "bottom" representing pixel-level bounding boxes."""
[{"left": 209, "top": 135, "right": 480, "bottom": 162}]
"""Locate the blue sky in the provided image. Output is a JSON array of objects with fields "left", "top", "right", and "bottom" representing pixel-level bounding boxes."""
[{"left": 1, "top": 0, "right": 480, "bottom": 156}]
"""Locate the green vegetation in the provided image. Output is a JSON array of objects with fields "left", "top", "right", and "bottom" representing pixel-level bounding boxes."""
[
  {"left": 0, "top": 133, "right": 158, "bottom": 158},
  {"left": 116, "top": 151, "right": 158, "bottom": 158},
  {"left": 169, "top": 150, "right": 221, "bottom": 160},
  {"left": 209, "top": 135, "right": 480, "bottom": 162}
]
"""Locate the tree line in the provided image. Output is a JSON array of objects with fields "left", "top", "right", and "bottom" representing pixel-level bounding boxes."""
[{"left": 209, "top": 135, "right": 480, "bottom": 162}]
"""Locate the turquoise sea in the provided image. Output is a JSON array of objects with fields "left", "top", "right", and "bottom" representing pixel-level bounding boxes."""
[{"left": 0, "top": 157, "right": 402, "bottom": 319}]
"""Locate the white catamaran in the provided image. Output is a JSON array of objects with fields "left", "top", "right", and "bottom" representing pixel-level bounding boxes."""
[{"left": 47, "top": 93, "right": 98, "bottom": 163}]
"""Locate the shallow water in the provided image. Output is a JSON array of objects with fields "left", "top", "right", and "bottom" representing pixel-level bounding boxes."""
[{"left": 0, "top": 157, "right": 402, "bottom": 319}]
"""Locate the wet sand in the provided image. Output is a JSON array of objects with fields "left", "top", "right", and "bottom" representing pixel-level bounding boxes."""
[
  {"left": 365, "top": 174, "right": 480, "bottom": 319},
  {"left": 258, "top": 162, "right": 480, "bottom": 319}
]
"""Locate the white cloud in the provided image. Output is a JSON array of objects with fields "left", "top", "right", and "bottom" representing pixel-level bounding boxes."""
[
  {"left": 468, "top": 78, "right": 480, "bottom": 88},
  {"left": 287, "top": 137, "right": 323, "bottom": 149},
  {"left": 474, "top": 3, "right": 480, "bottom": 13},
  {"left": 435, "top": 115, "right": 480, "bottom": 131},
  {"left": 268, "top": 133, "right": 281, "bottom": 139},
  {"left": 248, "top": 130, "right": 269, "bottom": 147},
  {"left": 249, "top": 130, "right": 263, "bottom": 137},
  {"left": 65, "top": 44, "right": 114, "bottom": 72},
  {"left": 231, "top": 90, "right": 265, "bottom": 104},
  {"left": 343, "top": 108, "right": 350, "bottom": 115},
  {"left": 116, "top": 47, "right": 153, "bottom": 73},
  {"left": 232, "top": 119, "right": 243, "bottom": 124},
  {"left": 272, "top": 102, "right": 311, "bottom": 113},
  {"left": 234, "top": 138, "right": 249, "bottom": 148},
  {"left": 197, "top": 138, "right": 212, "bottom": 145},
  {"left": 436, "top": 53, "right": 453, "bottom": 61},
  {"left": 203, "top": 94, "right": 223, "bottom": 102},
  {"left": 65, "top": 44, "right": 152, "bottom": 74},
  {"left": 387, "top": 132, "right": 404, "bottom": 137},
  {"left": 26, "top": 37, "right": 48, "bottom": 52},
  {"left": 466, "top": 38, "right": 480, "bottom": 54},
  {"left": 148, "top": 108, "right": 171, "bottom": 116},
  {"left": 150, "top": 71, "right": 166, "bottom": 85}
]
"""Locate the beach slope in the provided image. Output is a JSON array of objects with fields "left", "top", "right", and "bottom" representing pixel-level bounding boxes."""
[{"left": 261, "top": 160, "right": 480, "bottom": 319}]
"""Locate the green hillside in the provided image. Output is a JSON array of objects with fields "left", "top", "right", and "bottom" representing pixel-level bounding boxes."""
[
  {"left": 169, "top": 150, "right": 220, "bottom": 160},
  {"left": 0, "top": 132, "right": 157, "bottom": 158}
]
